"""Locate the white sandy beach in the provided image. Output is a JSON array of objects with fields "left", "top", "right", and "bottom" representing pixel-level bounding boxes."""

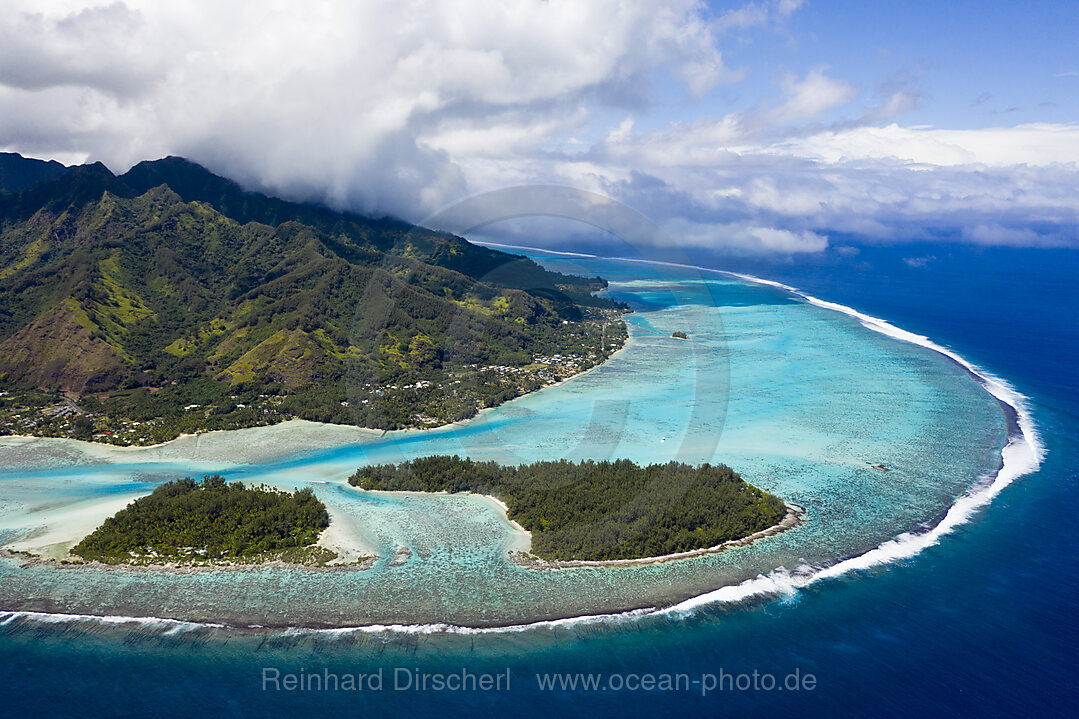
[
  {"left": 3, "top": 493, "right": 145, "bottom": 559},
  {"left": 0, "top": 336, "right": 633, "bottom": 470},
  {"left": 314, "top": 495, "right": 381, "bottom": 563}
]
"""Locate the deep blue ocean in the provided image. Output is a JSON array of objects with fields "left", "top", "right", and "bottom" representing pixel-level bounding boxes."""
[{"left": 2, "top": 245, "right": 1076, "bottom": 717}]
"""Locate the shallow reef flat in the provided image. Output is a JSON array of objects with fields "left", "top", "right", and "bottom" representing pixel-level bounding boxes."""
[{"left": 0, "top": 257, "right": 1012, "bottom": 628}]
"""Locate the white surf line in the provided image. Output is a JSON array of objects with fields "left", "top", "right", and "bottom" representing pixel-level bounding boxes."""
[
  {"left": 301, "top": 607, "right": 660, "bottom": 637},
  {"left": 0, "top": 610, "right": 225, "bottom": 635},
  {"left": 656, "top": 269, "right": 1044, "bottom": 616},
  {"left": 0, "top": 256, "right": 1044, "bottom": 636},
  {"left": 0, "top": 606, "right": 658, "bottom": 637},
  {"left": 457, "top": 246, "right": 1047, "bottom": 619}
]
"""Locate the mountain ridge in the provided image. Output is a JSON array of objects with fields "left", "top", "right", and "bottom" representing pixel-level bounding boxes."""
[
  {"left": 0, "top": 152, "right": 68, "bottom": 194},
  {"left": 0, "top": 154, "right": 627, "bottom": 443}
]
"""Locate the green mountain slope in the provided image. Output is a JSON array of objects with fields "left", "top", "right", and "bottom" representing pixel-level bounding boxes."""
[
  {"left": 119, "top": 156, "right": 608, "bottom": 308},
  {"left": 0, "top": 157, "right": 627, "bottom": 444}
]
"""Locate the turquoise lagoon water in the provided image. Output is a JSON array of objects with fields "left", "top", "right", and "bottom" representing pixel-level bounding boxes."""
[{"left": 0, "top": 256, "right": 1010, "bottom": 628}]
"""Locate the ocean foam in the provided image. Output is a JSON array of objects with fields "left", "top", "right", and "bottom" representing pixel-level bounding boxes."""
[
  {"left": 0, "top": 610, "right": 224, "bottom": 634},
  {"left": 0, "top": 606, "right": 657, "bottom": 637},
  {"left": 0, "top": 256, "right": 1043, "bottom": 636},
  {"left": 656, "top": 270, "right": 1044, "bottom": 617}
]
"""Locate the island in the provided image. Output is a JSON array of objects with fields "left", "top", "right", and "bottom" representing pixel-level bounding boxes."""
[
  {"left": 70, "top": 474, "right": 342, "bottom": 566},
  {"left": 672, "top": 331, "right": 688, "bottom": 339},
  {"left": 0, "top": 155, "right": 629, "bottom": 445},
  {"left": 349, "top": 455, "right": 790, "bottom": 562}
]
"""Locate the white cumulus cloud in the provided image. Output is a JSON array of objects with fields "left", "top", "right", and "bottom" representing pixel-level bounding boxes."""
[
  {"left": 0, "top": 0, "right": 1075, "bottom": 254},
  {"left": 0, "top": 0, "right": 733, "bottom": 218}
]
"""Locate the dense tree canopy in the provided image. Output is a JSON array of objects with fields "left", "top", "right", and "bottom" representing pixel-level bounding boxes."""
[
  {"left": 72, "top": 475, "right": 329, "bottom": 561},
  {"left": 0, "top": 156, "right": 628, "bottom": 442},
  {"left": 350, "top": 456, "right": 787, "bottom": 561}
]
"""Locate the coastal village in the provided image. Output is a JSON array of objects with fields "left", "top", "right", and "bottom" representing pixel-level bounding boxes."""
[{"left": 0, "top": 339, "right": 621, "bottom": 445}]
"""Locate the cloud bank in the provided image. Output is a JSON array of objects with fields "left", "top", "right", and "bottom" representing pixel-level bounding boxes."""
[{"left": 0, "top": 1, "right": 1076, "bottom": 254}]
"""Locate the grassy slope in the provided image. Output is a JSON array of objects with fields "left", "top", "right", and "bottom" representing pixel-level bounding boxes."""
[{"left": 0, "top": 158, "right": 629, "bottom": 442}]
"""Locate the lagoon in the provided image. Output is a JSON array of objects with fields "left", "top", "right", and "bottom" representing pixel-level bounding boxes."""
[{"left": 0, "top": 254, "right": 1014, "bottom": 628}]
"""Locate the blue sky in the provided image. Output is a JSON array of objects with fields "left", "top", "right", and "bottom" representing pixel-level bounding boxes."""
[
  {"left": 715, "top": 1, "right": 1079, "bottom": 127},
  {"left": 0, "top": 1, "right": 1076, "bottom": 254},
  {"left": 622, "top": 1, "right": 1079, "bottom": 132}
]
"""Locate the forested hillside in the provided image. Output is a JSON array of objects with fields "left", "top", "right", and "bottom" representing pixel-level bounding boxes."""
[{"left": 0, "top": 155, "right": 628, "bottom": 443}]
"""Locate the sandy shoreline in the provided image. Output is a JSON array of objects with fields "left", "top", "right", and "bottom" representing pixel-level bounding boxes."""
[
  {"left": 468, "top": 488, "right": 803, "bottom": 571},
  {"left": 0, "top": 259, "right": 1027, "bottom": 631},
  {"left": 3, "top": 485, "right": 798, "bottom": 578},
  {"left": 481, "top": 494, "right": 532, "bottom": 539},
  {"left": 509, "top": 503, "right": 804, "bottom": 570},
  {"left": 0, "top": 335, "right": 633, "bottom": 468},
  {"left": 383, "top": 335, "right": 633, "bottom": 437},
  {"left": 4, "top": 481, "right": 384, "bottom": 570},
  {"left": 0, "top": 419, "right": 384, "bottom": 467},
  {"left": 0, "top": 548, "right": 375, "bottom": 574},
  {"left": 0, "top": 502, "right": 806, "bottom": 632}
]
